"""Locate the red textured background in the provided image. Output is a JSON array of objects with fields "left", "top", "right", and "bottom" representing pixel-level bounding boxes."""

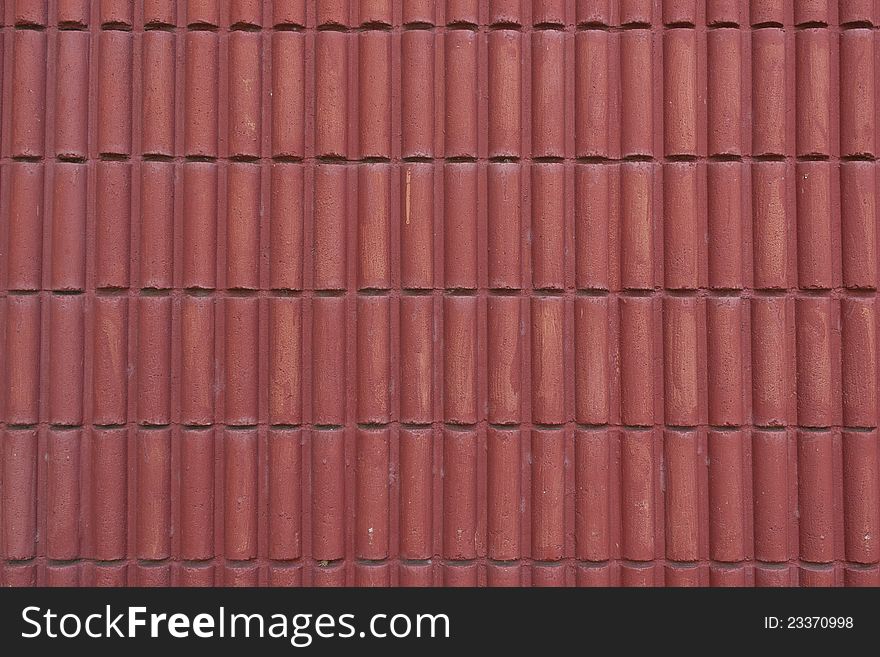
[{"left": 1, "top": 0, "right": 879, "bottom": 587}]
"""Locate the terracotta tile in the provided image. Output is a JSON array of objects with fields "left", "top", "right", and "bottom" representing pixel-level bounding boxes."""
[{"left": 0, "top": 1, "right": 876, "bottom": 588}]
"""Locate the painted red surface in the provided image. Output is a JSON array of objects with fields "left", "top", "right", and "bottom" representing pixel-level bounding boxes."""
[{"left": 1, "top": 0, "right": 879, "bottom": 586}]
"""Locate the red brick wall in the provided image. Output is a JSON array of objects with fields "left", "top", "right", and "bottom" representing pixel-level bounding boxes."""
[{"left": 1, "top": 1, "right": 879, "bottom": 586}]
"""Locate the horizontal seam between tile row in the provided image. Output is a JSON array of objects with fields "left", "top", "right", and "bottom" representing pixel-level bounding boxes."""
[
  {"left": 3, "top": 289, "right": 878, "bottom": 295},
  {"left": 2, "top": 423, "right": 877, "bottom": 431},
  {"left": 4, "top": 155, "right": 879, "bottom": 163},
  {"left": 5, "top": 557, "right": 877, "bottom": 569},
  {"left": 4, "top": 22, "right": 880, "bottom": 32}
]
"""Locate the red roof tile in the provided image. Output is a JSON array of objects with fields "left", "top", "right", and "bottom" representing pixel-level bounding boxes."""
[{"left": 1, "top": 0, "right": 878, "bottom": 588}]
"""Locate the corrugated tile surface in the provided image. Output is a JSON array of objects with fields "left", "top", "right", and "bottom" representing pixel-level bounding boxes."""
[{"left": 1, "top": 0, "right": 879, "bottom": 587}]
